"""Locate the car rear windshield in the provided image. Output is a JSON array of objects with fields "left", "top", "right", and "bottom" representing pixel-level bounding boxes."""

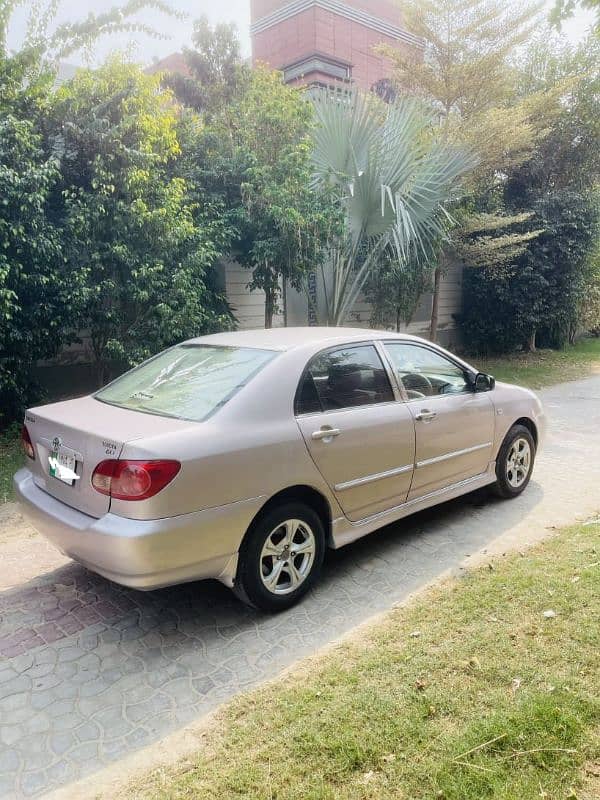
[{"left": 95, "top": 344, "right": 277, "bottom": 422}]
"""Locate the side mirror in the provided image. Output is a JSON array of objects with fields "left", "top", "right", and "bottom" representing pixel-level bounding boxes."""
[{"left": 474, "top": 372, "right": 495, "bottom": 392}]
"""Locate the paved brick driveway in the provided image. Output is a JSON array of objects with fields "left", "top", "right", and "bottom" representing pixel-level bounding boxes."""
[{"left": 1, "top": 376, "right": 599, "bottom": 799}]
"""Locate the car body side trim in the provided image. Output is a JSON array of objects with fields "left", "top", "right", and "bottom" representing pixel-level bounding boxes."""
[
  {"left": 416, "top": 441, "right": 493, "bottom": 469},
  {"left": 334, "top": 463, "right": 413, "bottom": 492},
  {"left": 351, "top": 471, "right": 490, "bottom": 526}
]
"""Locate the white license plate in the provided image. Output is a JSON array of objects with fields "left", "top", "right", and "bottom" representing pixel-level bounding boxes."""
[{"left": 49, "top": 450, "right": 78, "bottom": 485}]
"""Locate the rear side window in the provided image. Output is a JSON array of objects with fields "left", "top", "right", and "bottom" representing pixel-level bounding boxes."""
[
  {"left": 96, "top": 345, "right": 277, "bottom": 422},
  {"left": 296, "top": 344, "right": 394, "bottom": 414}
]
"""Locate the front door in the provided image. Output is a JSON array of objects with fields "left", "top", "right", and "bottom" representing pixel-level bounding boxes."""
[
  {"left": 384, "top": 342, "right": 495, "bottom": 500},
  {"left": 295, "top": 343, "right": 415, "bottom": 522}
]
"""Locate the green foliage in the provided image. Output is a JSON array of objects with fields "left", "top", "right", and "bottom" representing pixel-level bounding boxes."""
[
  {"left": 461, "top": 191, "right": 599, "bottom": 353},
  {"left": 0, "top": 425, "right": 22, "bottom": 502},
  {"left": 177, "top": 55, "right": 339, "bottom": 328},
  {"left": 0, "top": 81, "right": 82, "bottom": 424},
  {"left": 310, "top": 90, "right": 472, "bottom": 325},
  {"left": 365, "top": 255, "right": 433, "bottom": 332},
  {"left": 383, "top": 0, "right": 543, "bottom": 187},
  {"left": 1, "top": 0, "right": 177, "bottom": 62},
  {"left": 552, "top": 0, "right": 600, "bottom": 32},
  {"left": 225, "top": 67, "right": 339, "bottom": 326},
  {"left": 579, "top": 243, "right": 600, "bottom": 334},
  {"left": 455, "top": 212, "right": 542, "bottom": 269},
  {"left": 50, "top": 60, "right": 233, "bottom": 382},
  {"left": 0, "top": 0, "right": 208, "bottom": 425},
  {"left": 165, "top": 15, "right": 250, "bottom": 117},
  {"left": 462, "top": 35, "right": 600, "bottom": 354},
  {"left": 509, "top": 35, "right": 600, "bottom": 198}
]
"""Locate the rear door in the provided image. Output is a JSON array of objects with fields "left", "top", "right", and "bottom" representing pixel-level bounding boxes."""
[
  {"left": 383, "top": 342, "right": 495, "bottom": 500},
  {"left": 295, "top": 343, "right": 415, "bottom": 522}
]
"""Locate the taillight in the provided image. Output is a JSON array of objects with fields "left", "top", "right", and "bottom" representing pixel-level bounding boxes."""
[
  {"left": 91, "top": 460, "right": 180, "bottom": 501},
  {"left": 22, "top": 425, "right": 35, "bottom": 460}
]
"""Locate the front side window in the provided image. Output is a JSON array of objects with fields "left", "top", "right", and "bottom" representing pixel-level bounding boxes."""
[
  {"left": 385, "top": 343, "right": 470, "bottom": 399},
  {"left": 96, "top": 345, "right": 277, "bottom": 422},
  {"left": 296, "top": 344, "right": 394, "bottom": 414}
]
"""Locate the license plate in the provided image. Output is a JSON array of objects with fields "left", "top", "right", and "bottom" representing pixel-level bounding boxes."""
[{"left": 49, "top": 449, "right": 78, "bottom": 486}]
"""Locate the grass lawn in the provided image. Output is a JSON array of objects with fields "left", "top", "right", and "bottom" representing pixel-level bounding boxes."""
[
  {"left": 0, "top": 426, "right": 23, "bottom": 504},
  {"left": 474, "top": 337, "right": 600, "bottom": 390},
  {"left": 129, "top": 520, "right": 600, "bottom": 800}
]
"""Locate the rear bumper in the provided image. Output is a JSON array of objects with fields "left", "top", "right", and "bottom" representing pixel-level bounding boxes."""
[{"left": 13, "top": 468, "right": 265, "bottom": 590}]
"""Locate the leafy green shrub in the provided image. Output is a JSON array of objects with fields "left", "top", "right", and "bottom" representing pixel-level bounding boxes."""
[{"left": 461, "top": 191, "right": 599, "bottom": 354}]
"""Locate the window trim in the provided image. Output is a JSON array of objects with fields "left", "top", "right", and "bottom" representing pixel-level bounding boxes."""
[
  {"left": 381, "top": 341, "right": 475, "bottom": 402},
  {"left": 293, "top": 341, "right": 400, "bottom": 417}
]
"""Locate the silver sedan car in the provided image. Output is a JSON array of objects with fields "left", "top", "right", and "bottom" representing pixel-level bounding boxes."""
[{"left": 14, "top": 328, "right": 545, "bottom": 611}]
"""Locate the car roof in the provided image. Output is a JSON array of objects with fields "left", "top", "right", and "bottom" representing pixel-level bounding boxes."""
[{"left": 185, "top": 327, "right": 423, "bottom": 352}]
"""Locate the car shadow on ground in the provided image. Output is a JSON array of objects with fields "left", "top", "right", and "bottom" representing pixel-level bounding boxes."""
[{"left": 1, "top": 481, "right": 545, "bottom": 654}]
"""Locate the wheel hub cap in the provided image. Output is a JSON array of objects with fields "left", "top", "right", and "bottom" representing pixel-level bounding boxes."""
[
  {"left": 260, "top": 519, "right": 316, "bottom": 596},
  {"left": 506, "top": 437, "right": 531, "bottom": 488}
]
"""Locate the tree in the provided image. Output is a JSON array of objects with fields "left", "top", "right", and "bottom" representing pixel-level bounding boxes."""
[
  {"left": 461, "top": 33, "right": 600, "bottom": 354},
  {"left": 165, "top": 15, "right": 250, "bottom": 117},
  {"left": 460, "top": 191, "right": 599, "bottom": 352},
  {"left": 502, "top": 35, "right": 600, "bottom": 349},
  {"left": 508, "top": 34, "right": 600, "bottom": 198},
  {"left": 0, "top": 0, "right": 181, "bottom": 424},
  {"left": 552, "top": 0, "right": 600, "bottom": 32},
  {"left": 309, "top": 90, "right": 472, "bottom": 326},
  {"left": 0, "top": 111, "right": 83, "bottom": 425},
  {"left": 454, "top": 211, "right": 542, "bottom": 269},
  {"left": 364, "top": 254, "right": 434, "bottom": 332},
  {"left": 381, "top": 0, "right": 545, "bottom": 341},
  {"left": 225, "top": 67, "right": 338, "bottom": 327},
  {"left": 578, "top": 242, "right": 600, "bottom": 336},
  {"left": 50, "top": 60, "right": 232, "bottom": 384},
  {"left": 1, "top": 0, "right": 176, "bottom": 63},
  {"left": 177, "top": 56, "right": 337, "bottom": 328}
]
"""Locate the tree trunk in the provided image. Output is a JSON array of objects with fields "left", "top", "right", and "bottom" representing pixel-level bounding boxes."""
[
  {"left": 96, "top": 360, "right": 107, "bottom": 389},
  {"left": 396, "top": 307, "right": 401, "bottom": 333},
  {"left": 264, "top": 287, "right": 275, "bottom": 329},
  {"left": 429, "top": 265, "right": 441, "bottom": 343},
  {"left": 526, "top": 329, "right": 537, "bottom": 352}
]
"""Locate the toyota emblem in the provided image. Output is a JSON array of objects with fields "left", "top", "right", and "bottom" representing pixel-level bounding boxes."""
[{"left": 52, "top": 436, "right": 62, "bottom": 450}]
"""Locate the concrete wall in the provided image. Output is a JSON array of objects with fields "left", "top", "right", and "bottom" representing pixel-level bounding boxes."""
[
  {"left": 221, "top": 261, "right": 285, "bottom": 330},
  {"left": 223, "top": 259, "right": 464, "bottom": 348}
]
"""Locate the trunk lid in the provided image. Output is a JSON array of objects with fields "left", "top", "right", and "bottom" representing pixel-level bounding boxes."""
[{"left": 24, "top": 395, "right": 196, "bottom": 518}]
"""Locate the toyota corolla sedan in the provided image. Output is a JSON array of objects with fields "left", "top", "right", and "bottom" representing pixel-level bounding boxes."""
[{"left": 14, "top": 328, "right": 545, "bottom": 611}]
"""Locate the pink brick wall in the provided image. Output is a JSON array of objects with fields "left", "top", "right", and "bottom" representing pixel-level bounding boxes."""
[{"left": 251, "top": 0, "right": 413, "bottom": 91}]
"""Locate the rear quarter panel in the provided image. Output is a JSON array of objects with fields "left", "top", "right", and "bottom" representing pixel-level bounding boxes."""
[{"left": 112, "top": 416, "right": 340, "bottom": 521}]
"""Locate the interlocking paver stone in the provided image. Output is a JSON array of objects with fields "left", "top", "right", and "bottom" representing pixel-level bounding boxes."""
[{"left": 0, "top": 376, "right": 598, "bottom": 798}]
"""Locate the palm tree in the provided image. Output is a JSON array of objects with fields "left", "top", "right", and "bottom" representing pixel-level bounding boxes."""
[{"left": 309, "top": 89, "right": 474, "bottom": 326}]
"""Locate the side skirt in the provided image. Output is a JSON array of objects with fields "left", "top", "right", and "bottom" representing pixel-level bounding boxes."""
[{"left": 330, "top": 462, "right": 497, "bottom": 550}]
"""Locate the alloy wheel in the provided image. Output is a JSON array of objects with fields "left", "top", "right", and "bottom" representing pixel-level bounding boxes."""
[
  {"left": 259, "top": 519, "right": 316, "bottom": 596},
  {"left": 506, "top": 437, "right": 531, "bottom": 488}
]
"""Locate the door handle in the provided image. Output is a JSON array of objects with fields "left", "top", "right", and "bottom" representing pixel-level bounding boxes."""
[
  {"left": 415, "top": 410, "right": 437, "bottom": 422},
  {"left": 311, "top": 427, "right": 341, "bottom": 441}
]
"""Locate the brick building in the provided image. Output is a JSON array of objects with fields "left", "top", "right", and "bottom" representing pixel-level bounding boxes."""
[{"left": 250, "top": 0, "right": 420, "bottom": 91}]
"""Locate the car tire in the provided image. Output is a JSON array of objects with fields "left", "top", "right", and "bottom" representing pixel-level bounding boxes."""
[
  {"left": 493, "top": 424, "right": 536, "bottom": 499},
  {"left": 234, "top": 502, "right": 326, "bottom": 612}
]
